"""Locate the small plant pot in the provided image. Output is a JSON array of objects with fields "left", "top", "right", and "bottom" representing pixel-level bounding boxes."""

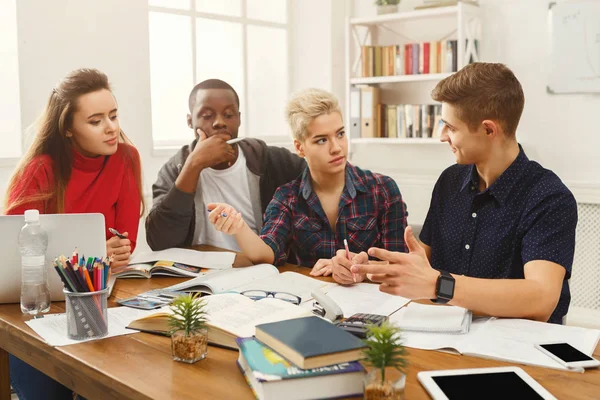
[
  {"left": 364, "top": 369, "right": 406, "bottom": 400},
  {"left": 377, "top": 5, "right": 398, "bottom": 15},
  {"left": 171, "top": 328, "right": 208, "bottom": 363}
]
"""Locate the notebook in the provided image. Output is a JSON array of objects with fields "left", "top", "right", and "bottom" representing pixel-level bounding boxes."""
[
  {"left": 127, "top": 293, "right": 313, "bottom": 349},
  {"left": 255, "top": 316, "right": 367, "bottom": 369},
  {"left": 393, "top": 302, "right": 471, "bottom": 334},
  {"left": 115, "top": 248, "right": 235, "bottom": 279},
  {"left": 236, "top": 337, "right": 364, "bottom": 400},
  {"left": 112, "top": 261, "right": 210, "bottom": 279}
]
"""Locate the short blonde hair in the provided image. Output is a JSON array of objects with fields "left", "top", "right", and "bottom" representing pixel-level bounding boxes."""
[{"left": 285, "top": 88, "right": 342, "bottom": 141}]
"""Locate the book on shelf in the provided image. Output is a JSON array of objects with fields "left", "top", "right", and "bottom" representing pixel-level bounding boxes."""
[
  {"left": 255, "top": 316, "right": 367, "bottom": 369},
  {"left": 359, "top": 102, "right": 440, "bottom": 139},
  {"left": 357, "top": 40, "right": 460, "bottom": 78},
  {"left": 161, "top": 263, "right": 331, "bottom": 303},
  {"left": 389, "top": 315, "right": 600, "bottom": 372},
  {"left": 236, "top": 337, "right": 365, "bottom": 400},
  {"left": 127, "top": 293, "right": 314, "bottom": 349}
]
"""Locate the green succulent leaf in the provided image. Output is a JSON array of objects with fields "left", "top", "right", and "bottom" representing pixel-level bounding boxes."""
[
  {"left": 362, "top": 321, "right": 408, "bottom": 384},
  {"left": 168, "top": 293, "right": 209, "bottom": 337}
]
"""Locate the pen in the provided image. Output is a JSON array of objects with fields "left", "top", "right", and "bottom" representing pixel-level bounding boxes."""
[
  {"left": 226, "top": 137, "right": 244, "bottom": 145},
  {"left": 207, "top": 208, "right": 228, "bottom": 217},
  {"left": 109, "top": 227, "right": 127, "bottom": 239},
  {"left": 344, "top": 238, "right": 357, "bottom": 283}
]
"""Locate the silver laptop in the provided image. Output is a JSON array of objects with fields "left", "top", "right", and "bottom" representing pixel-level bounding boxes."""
[{"left": 0, "top": 213, "right": 113, "bottom": 303}]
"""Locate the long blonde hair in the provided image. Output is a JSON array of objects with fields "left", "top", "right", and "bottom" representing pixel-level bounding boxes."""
[{"left": 5, "top": 68, "right": 145, "bottom": 215}]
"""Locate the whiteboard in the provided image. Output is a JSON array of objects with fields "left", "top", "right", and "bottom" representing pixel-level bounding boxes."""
[{"left": 548, "top": 0, "right": 600, "bottom": 94}]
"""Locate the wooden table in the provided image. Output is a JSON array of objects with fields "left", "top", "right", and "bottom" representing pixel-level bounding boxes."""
[{"left": 1, "top": 250, "right": 599, "bottom": 399}]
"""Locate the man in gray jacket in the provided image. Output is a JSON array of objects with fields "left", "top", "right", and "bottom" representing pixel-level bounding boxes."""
[{"left": 146, "top": 79, "right": 306, "bottom": 251}]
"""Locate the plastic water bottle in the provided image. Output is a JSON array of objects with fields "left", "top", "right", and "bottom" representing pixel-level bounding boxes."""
[{"left": 19, "top": 209, "right": 51, "bottom": 315}]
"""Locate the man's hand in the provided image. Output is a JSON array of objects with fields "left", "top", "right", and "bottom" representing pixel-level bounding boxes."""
[
  {"left": 207, "top": 203, "right": 246, "bottom": 235},
  {"left": 351, "top": 226, "right": 439, "bottom": 299},
  {"left": 310, "top": 259, "right": 333, "bottom": 276},
  {"left": 332, "top": 249, "right": 368, "bottom": 285},
  {"left": 106, "top": 232, "right": 131, "bottom": 268},
  {"left": 188, "top": 128, "right": 236, "bottom": 170}
]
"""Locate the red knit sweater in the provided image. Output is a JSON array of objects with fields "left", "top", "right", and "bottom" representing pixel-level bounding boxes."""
[{"left": 6, "top": 143, "right": 141, "bottom": 252}]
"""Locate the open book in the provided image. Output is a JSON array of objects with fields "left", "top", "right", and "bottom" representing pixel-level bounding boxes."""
[
  {"left": 390, "top": 315, "right": 600, "bottom": 372},
  {"left": 127, "top": 293, "right": 314, "bottom": 349},
  {"left": 113, "top": 248, "right": 235, "bottom": 279},
  {"left": 163, "top": 264, "right": 332, "bottom": 303}
]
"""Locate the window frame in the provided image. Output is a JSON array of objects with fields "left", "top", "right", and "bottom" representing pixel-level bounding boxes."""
[{"left": 148, "top": 0, "right": 293, "bottom": 151}]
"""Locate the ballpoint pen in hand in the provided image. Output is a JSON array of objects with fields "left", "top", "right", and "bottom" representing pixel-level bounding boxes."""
[
  {"left": 226, "top": 137, "right": 244, "bottom": 145},
  {"left": 344, "top": 239, "right": 357, "bottom": 283},
  {"left": 109, "top": 227, "right": 126, "bottom": 239}
]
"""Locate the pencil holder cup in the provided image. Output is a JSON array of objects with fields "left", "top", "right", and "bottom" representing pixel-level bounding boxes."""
[{"left": 64, "top": 288, "right": 109, "bottom": 340}]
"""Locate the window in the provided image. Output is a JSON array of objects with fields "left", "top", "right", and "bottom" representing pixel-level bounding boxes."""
[
  {"left": 0, "top": 0, "right": 22, "bottom": 159},
  {"left": 148, "top": 0, "right": 290, "bottom": 148}
]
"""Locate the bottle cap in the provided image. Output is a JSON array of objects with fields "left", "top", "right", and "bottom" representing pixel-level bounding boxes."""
[{"left": 24, "top": 209, "right": 40, "bottom": 223}]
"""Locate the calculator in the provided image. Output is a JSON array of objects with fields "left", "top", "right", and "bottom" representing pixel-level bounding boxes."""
[{"left": 335, "top": 313, "right": 388, "bottom": 339}]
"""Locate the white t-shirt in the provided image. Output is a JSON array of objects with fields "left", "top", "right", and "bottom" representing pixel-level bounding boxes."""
[{"left": 196, "top": 149, "right": 258, "bottom": 251}]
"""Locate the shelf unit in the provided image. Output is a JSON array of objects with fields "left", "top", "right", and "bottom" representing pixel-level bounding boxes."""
[
  {"left": 345, "top": 2, "right": 482, "bottom": 148},
  {"left": 352, "top": 137, "right": 443, "bottom": 145}
]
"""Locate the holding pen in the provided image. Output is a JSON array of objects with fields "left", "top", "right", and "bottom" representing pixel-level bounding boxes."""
[
  {"left": 344, "top": 238, "right": 357, "bottom": 283},
  {"left": 226, "top": 137, "right": 244, "bottom": 145}
]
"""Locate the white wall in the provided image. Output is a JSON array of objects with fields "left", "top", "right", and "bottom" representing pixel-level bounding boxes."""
[
  {"left": 5, "top": 0, "right": 348, "bottom": 251},
  {"left": 349, "top": 0, "right": 600, "bottom": 224}
]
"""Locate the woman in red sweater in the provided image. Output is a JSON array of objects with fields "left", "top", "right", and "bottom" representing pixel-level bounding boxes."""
[
  {"left": 5, "top": 68, "right": 144, "bottom": 400},
  {"left": 5, "top": 68, "right": 144, "bottom": 267}
]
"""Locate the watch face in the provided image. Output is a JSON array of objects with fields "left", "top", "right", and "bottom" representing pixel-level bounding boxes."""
[{"left": 439, "top": 278, "right": 454, "bottom": 297}]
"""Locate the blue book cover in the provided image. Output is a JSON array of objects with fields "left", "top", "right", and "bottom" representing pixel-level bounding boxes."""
[{"left": 236, "top": 337, "right": 364, "bottom": 382}]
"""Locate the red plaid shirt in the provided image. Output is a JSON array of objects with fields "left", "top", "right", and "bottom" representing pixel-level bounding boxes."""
[{"left": 260, "top": 163, "right": 408, "bottom": 266}]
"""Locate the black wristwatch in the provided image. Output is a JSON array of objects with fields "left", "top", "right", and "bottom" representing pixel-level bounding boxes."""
[{"left": 431, "top": 270, "right": 455, "bottom": 304}]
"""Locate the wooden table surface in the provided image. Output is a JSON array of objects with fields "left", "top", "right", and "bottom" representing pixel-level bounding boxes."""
[{"left": 1, "top": 249, "right": 599, "bottom": 399}]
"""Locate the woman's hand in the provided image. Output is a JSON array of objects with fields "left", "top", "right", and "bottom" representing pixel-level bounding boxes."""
[{"left": 106, "top": 232, "right": 131, "bottom": 268}]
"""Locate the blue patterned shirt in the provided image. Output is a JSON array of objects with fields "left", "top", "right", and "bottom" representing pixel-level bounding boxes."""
[
  {"left": 421, "top": 146, "right": 577, "bottom": 324},
  {"left": 260, "top": 163, "right": 408, "bottom": 267}
]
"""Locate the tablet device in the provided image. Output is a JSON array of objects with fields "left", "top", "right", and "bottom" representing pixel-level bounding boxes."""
[{"left": 417, "top": 366, "right": 557, "bottom": 400}]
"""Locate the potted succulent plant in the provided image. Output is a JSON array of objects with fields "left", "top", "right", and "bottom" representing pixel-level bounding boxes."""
[
  {"left": 362, "top": 322, "right": 408, "bottom": 400},
  {"left": 169, "top": 294, "right": 209, "bottom": 363},
  {"left": 374, "top": 0, "right": 401, "bottom": 15}
]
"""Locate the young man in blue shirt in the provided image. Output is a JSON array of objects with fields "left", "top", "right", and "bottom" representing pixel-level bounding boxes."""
[{"left": 333, "top": 62, "right": 577, "bottom": 324}]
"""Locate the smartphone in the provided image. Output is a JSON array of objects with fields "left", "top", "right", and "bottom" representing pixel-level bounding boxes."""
[
  {"left": 117, "top": 296, "right": 166, "bottom": 310},
  {"left": 535, "top": 342, "right": 600, "bottom": 369}
]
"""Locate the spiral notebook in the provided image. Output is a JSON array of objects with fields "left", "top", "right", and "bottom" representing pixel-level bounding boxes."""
[{"left": 392, "top": 302, "right": 471, "bottom": 334}]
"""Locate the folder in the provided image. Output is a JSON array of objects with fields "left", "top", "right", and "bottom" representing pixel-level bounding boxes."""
[
  {"left": 349, "top": 86, "right": 361, "bottom": 139},
  {"left": 360, "top": 86, "right": 380, "bottom": 138}
]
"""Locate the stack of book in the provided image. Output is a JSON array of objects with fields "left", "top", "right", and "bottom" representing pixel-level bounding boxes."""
[{"left": 238, "top": 316, "right": 368, "bottom": 400}]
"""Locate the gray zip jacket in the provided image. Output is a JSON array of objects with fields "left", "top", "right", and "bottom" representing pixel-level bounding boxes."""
[{"left": 146, "top": 138, "right": 306, "bottom": 250}]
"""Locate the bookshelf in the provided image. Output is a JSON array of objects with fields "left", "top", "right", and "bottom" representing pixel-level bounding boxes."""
[{"left": 345, "top": 2, "right": 482, "bottom": 147}]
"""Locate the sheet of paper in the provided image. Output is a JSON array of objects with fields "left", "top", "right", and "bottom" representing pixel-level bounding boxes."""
[
  {"left": 129, "top": 248, "right": 235, "bottom": 269},
  {"left": 25, "top": 307, "right": 157, "bottom": 347},
  {"left": 462, "top": 318, "right": 600, "bottom": 371},
  {"left": 391, "top": 317, "right": 489, "bottom": 351},
  {"left": 324, "top": 283, "right": 410, "bottom": 318}
]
